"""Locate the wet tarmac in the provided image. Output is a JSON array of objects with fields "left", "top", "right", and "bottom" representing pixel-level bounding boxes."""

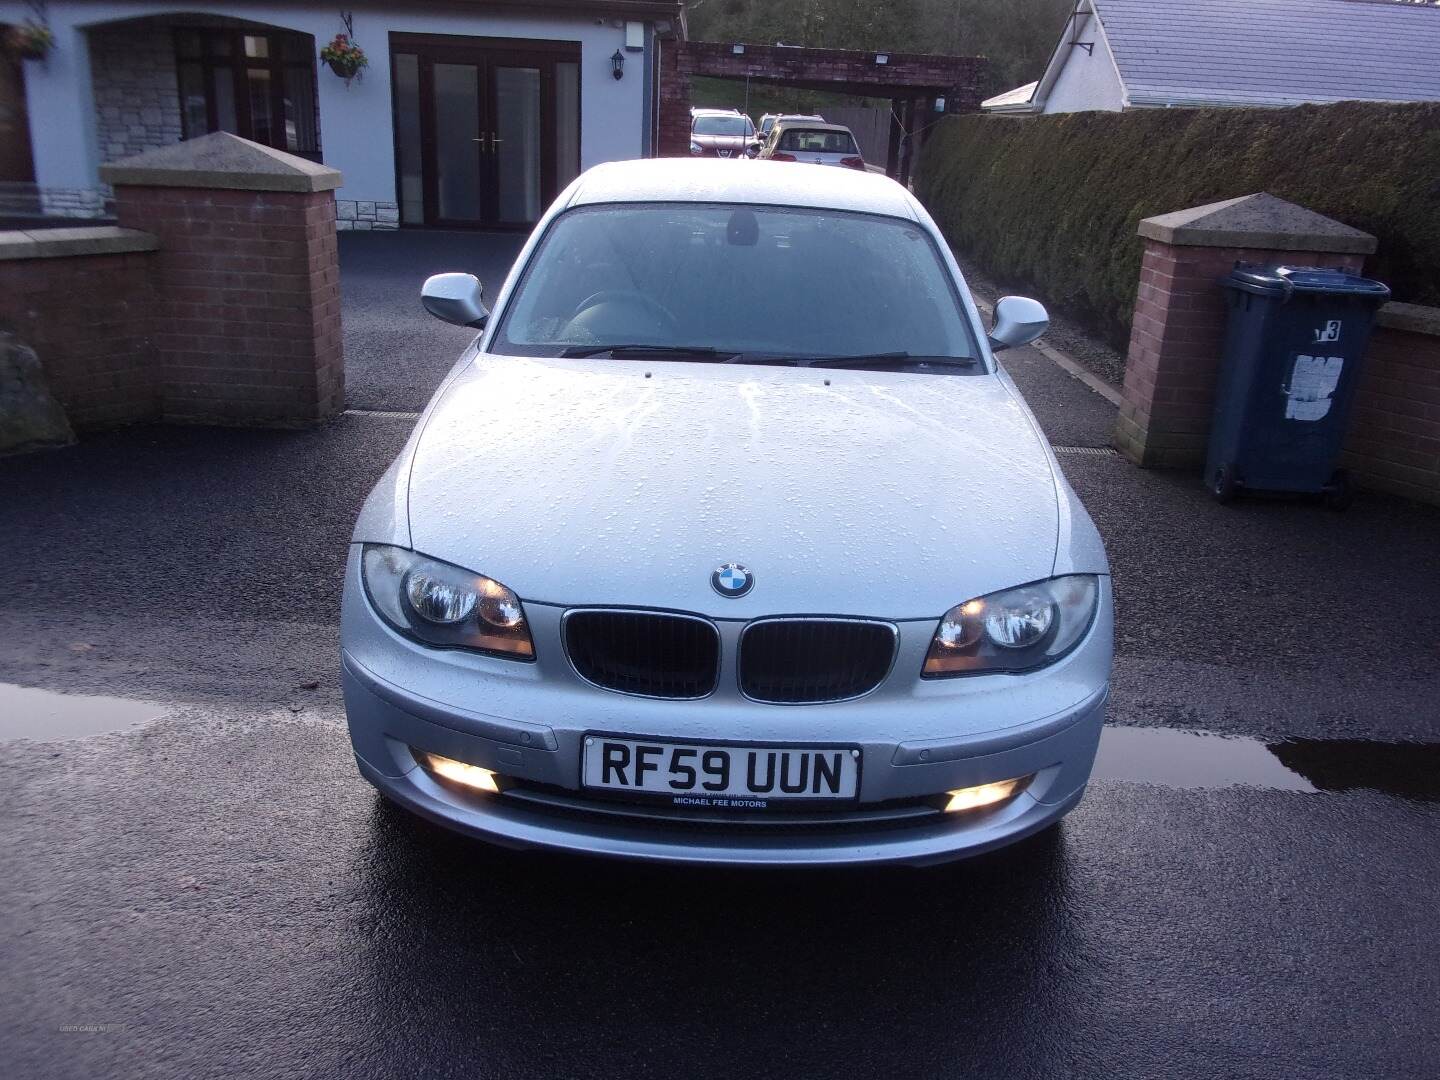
[{"left": 4, "top": 700, "right": 1438, "bottom": 1080}]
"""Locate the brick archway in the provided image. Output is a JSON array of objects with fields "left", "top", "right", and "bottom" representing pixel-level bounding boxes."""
[{"left": 659, "top": 41, "right": 985, "bottom": 182}]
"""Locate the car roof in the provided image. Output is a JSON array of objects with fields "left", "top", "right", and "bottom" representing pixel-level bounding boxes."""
[
  {"left": 773, "top": 121, "right": 854, "bottom": 135},
  {"left": 691, "top": 107, "right": 742, "bottom": 116},
  {"left": 567, "top": 159, "right": 916, "bottom": 220}
]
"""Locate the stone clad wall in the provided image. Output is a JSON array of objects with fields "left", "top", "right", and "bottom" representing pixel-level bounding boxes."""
[
  {"left": 335, "top": 198, "right": 399, "bottom": 232},
  {"left": 90, "top": 23, "right": 184, "bottom": 162}
]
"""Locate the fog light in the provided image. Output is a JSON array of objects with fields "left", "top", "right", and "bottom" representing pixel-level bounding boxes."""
[
  {"left": 418, "top": 750, "right": 500, "bottom": 794},
  {"left": 943, "top": 775, "right": 1032, "bottom": 813}
]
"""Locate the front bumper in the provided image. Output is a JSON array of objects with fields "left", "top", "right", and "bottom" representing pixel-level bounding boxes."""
[
  {"left": 343, "top": 653, "right": 1106, "bottom": 867},
  {"left": 691, "top": 145, "right": 756, "bottom": 159},
  {"left": 341, "top": 548, "right": 1112, "bottom": 867}
]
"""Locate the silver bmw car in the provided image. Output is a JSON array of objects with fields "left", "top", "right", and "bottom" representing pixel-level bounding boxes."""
[{"left": 341, "top": 159, "right": 1113, "bottom": 866}]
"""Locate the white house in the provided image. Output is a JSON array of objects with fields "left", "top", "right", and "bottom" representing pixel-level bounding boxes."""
[
  {"left": 0, "top": 0, "right": 684, "bottom": 227},
  {"left": 982, "top": 0, "right": 1440, "bottom": 116}
]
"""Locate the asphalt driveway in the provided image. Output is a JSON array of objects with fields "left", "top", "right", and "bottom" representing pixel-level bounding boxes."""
[
  {"left": 1, "top": 230, "right": 1438, "bottom": 1079},
  {"left": 341, "top": 229, "right": 525, "bottom": 411}
]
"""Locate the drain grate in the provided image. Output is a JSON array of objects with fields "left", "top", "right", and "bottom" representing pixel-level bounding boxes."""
[
  {"left": 344, "top": 408, "right": 422, "bottom": 421},
  {"left": 1051, "top": 445, "right": 1119, "bottom": 457}
]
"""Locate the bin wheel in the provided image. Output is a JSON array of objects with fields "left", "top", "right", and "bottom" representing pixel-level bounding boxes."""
[
  {"left": 1211, "top": 463, "right": 1238, "bottom": 504},
  {"left": 1324, "top": 469, "right": 1352, "bottom": 512}
]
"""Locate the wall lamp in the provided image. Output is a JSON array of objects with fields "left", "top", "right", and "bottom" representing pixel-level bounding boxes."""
[{"left": 611, "top": 49, "right": 625, "bottom": 80}]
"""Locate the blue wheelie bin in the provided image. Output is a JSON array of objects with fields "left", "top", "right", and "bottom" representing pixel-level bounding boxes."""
[{"left": 1206, "top": 265, "right": 1390, "bottom": 509}]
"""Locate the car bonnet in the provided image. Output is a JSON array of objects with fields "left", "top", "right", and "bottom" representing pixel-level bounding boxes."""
[{"left": 405, "top": 356, "right": 1060, "bottom": 619}]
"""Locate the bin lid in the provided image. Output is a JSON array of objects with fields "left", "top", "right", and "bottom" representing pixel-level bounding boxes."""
[{"left": 1224, "top": 264, "right": 1391, "bottom": 300}]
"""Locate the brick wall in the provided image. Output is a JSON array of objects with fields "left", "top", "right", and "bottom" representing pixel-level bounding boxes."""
[
  {"left": 114, "top": 185, "right": 344, "bottom": 425},
  {"left": 659, "top": 40, "right": 985, "bottom": 160},
  {"left": 657, "top": 37, "right": 691, "bottom": 158},
  {"left": 1342, "top": 309, "right": 1440, "bottom": 503},
  {"left": 0, "top": 243, "right": 158, "bottom": 428},
  {"left": 90, "top": 23, "right": 184, "bottom": 163},
  {"left": 1116, "top": 238, "right": 1364, "bottom": 467},
  {"left": 677, "top": 41, "right": 984, "bottom": 107}
]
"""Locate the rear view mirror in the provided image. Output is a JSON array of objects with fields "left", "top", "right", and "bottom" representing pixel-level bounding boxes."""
[
  {"left": 988, "top": 295, "right": 1048, "bottom": 352},
  {"left": 421, "top": 273, "right": 489, "bottom": 328}
]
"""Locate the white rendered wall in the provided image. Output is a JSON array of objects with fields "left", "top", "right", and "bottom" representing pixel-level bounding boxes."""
[
  {"left": 1042, "top": 28, "right": 1125, "bottom": 114},
  {"left": 0, "top": 0, "right": 648, "bottom": 207}
]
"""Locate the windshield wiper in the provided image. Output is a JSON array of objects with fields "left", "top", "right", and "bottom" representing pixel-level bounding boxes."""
[
  {"left": 559, "top": 343, "right": 730, "bottom": 360},
  {"left": 804, "top": 352, "right": 978, "bottom": 370}
]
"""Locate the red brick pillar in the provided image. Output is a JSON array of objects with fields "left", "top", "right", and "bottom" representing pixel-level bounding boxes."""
[
  {"left": 656, "top": 36, "right": 692, "bottom": 157},
  {"left": 1114, "top": 193, "right": 1375, "bottom": 468},
  {"left": 100, "top": 132, "right": 344, "bottom": 427}
]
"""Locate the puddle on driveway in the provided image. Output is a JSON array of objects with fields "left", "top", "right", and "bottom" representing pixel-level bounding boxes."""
[
  {"left": 2, "top": 682, "right": 1435, "bottom": 800},
  {"left": 1095, "top": 726, "right": 1440, "bottom": 801},
  {"left": 1095, "top": 727, "right": 1317, "bottom": 792},
  {"left": 0, "top": 683, "right": 168, "bottom": 742}
]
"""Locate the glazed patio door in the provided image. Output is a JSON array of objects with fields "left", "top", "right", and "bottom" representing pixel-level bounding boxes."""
[
  {"left": 392, "top": 36, "right": 580, "bottom": 229},
  {"left": 429, "top": 59, "right": 486, "bottom": 224},
  {"left": 490, "top": 62, "right": 543, "bottom": 226}
]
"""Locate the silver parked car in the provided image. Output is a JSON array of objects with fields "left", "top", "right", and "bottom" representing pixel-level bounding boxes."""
[
  {"left": 342, "top": 159, "right": 1113, "bottom": 867},
  {"left": 758, "top": 121, "right": 867, "bottom": 170},
  {"left": 758, "top": 111, "right": 825, "bottom": 139}
]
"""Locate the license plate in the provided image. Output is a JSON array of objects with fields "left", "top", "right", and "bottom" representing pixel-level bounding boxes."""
[{"left": 582, "top": 736, "right": 859, "bottom": 806}]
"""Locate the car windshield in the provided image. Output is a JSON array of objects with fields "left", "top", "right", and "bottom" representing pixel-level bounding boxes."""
[
  {"left": 693, "top": 116, "right": 753, "bottom": 136},
  {"left": 778, "top": 129, "right": 858, "bottom": 154},
  {"left": 492, "top": 202, "right": 982, "bottom": 370}
]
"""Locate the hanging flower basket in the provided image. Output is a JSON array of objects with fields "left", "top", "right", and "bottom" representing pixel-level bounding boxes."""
[
  {"left": 320, "top": 33, "right": 367, "bottom": 84},
  {"left": 8, "top": 22, "right": 54, "bottom": 61}
]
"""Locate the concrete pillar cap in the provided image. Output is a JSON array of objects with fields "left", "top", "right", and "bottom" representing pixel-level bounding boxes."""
[
  {"left": 1138, "top": 192, "right": 1376, "bottom": 254},
  {"left": 99, "top": 132, "right": 342, "bottom": 193}
]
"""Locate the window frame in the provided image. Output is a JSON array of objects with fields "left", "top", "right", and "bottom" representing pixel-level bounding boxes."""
[{"left": 173, "top": 28, "right": 321, "bottom": 161}]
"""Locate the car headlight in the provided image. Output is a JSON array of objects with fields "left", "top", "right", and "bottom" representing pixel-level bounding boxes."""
[
  {"left": 922, "top": 575, "right": 1099, "bottom": 677},
  {"left": 361, "top": 544, "right": 534, "bottom": 660},
  {"left": 690, "top": 140, "right": 702, "bottom": 154}
]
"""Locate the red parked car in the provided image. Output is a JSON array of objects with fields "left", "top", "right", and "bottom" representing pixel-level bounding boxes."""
[{"left": 689, "top": 108, "right": 761, "bottom": 159}]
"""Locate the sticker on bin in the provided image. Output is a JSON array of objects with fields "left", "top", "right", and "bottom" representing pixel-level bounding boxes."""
[
  {"left": 1313, "top": 320, "right": 1342, "bottom": 343},
  {"left": 1285, "top": 354, "right": 1343, "bottom": 422}
]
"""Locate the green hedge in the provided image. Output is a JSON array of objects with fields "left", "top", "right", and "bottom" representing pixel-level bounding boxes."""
[{"left": 915, "top": 102, "right": 1440, "bottom": 350}]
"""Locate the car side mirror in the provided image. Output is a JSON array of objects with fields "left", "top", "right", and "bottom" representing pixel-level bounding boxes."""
[
  {"left": 421, "top": 273, "right": 489, "bottom": 328},
  {"left": 988, "top": 295, "right": 1048, "bottom": 352}
]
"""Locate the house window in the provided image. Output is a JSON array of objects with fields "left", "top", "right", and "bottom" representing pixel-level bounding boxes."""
[{"left": 175, "top": 29, "right": 320, "bottom": 160}]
